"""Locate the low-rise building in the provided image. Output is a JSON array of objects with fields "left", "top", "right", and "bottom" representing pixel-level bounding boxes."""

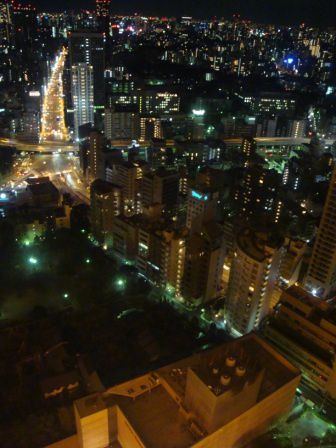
[{"left": 48, "top": 334, "right": 300, "bottom": 448}]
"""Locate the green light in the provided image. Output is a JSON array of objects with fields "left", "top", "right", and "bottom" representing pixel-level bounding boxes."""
[
  {"left": 24, "top": 240, "right": 30, "bottom": 246},
  {"left": 116, "top": 278, "right": 126, "bottom": 288},
  {"left": 28, "top": 257, "right": 38, "bottom": 265}
]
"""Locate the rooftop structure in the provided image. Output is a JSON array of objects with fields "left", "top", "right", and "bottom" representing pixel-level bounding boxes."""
[{"left": 49, "top": 334, "right": 300, "bottom": 448}]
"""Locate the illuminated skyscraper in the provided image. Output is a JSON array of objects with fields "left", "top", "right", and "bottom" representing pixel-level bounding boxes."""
[
  {"left": 305, "top": 166, "right": 336, "bottom": 298},
  {"left": 226, "top": 228, "right": 283, "bottom": 336},
  {"left": 71, "top": 63, "right": 94, "bottom": 139},
  {"left": 69, "top": 32, "right": 105, "bottom": 108}
]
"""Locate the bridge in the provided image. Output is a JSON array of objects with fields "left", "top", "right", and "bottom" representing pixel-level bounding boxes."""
[{"left": 0, "top": 138, "right": 78, "bottom": 154}]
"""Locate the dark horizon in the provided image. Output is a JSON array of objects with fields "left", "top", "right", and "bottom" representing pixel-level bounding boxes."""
[{"left": 31, "top": 0, "right": 336, "bottom": 27}]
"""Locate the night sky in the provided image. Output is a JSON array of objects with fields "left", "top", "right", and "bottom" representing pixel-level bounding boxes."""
[{"left": 32, "top": 0, "right": 335, "bottom": 27}]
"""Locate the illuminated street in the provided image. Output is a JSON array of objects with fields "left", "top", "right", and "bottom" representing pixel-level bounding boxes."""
[
  {"left": 1, "top": 153, "right": 89, "bottom": 204},
  {"left": 40, "top": 47, "right": 69, "bottom": 143}
]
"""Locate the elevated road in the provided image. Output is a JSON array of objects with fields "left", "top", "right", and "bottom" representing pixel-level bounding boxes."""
[{"left": 0, "top": 138, "right": 78, "bottom": 154}]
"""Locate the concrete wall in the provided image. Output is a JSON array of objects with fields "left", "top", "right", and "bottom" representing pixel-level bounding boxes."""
[
  {"left": 192, "top": 375, "right": 300, "bottom": 448},
  {"left": 117, "top": 407, "right": 145, "bottom": 448}
]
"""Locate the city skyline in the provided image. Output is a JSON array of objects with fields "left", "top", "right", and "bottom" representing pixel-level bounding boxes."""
[{"left": 31, "top": 0, "right": 336, "bottom": 26}]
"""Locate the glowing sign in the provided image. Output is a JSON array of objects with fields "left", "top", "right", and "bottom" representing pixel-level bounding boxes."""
[
  {"left": 29, "top": 91, "right": 41, "bottom": 97},
  {"left": 191, "top": 190, "right": 208, "bottom": 201},
  {"left": 192, "top": 109, "right": 205, "bottom": 116}
]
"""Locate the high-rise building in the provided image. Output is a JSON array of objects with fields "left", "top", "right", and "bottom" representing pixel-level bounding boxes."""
[
  {"left": 226, "top": 228, "right": 284, "bottom": 336},
  {"left": 242, "top": 137, "right": 257, "bottom": 166},
  {"left": 140, "top": 116, "right": 163, "bottom": 141},
  {"left": 186, "top": 186, "right": 218, "bottom": 231},
  {"left": 17, "top": 111, "right": 40, "bottom": 143},
  {"left": 138, "top": 91, "right": 180, "bottom": 114},
  {"left": 288, "top": 119, "right": 306, "bottom": 138},
  {"left": 264, "top": 285, "right": 336, "bottom": 401},
  {"left": 104, "top": 105, "right": 140, "bottom": 141},
  {"left": 71, "top": 63, "right": 94, "bottom": 139},
  {"left": 72, "top": 334, "right": 299, "bottom": 448},
  {"left": 182, "top": 221, "right": 225, "bottom": 303},
  {"left": 279, "top": 238, "right": 306, "bottom": 287},
  {"left": 90, "top": 179, "right": 122, "bottom": 246},
  {"left": 0, "top": 0, "right": 12, "bottom": 45},
  {"left": 305, "top": 166, "right": 336, "bottom": 298},
  {"left": 112, "top": 161, "right": 146, "bottom": 215},
  {"left": 234, "top": 164, "right": 283, "bottom": 223},
  {"left": 136, "top": 224, "right": 186, "bottom": 293},
  {"left": 88, "top": 130, "right": 105, "bottom": 182},
  {"left": 141, "top": 168, "right": 179, "bottom": 213},
  {"left": 69, "top": 32, "right": 105, "bottom": 108}
]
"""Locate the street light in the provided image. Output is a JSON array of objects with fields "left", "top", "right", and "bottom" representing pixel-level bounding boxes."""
[
  {"left": 28, "top": 257, "right": 38, "bottom": 265},
  {"left": 85, "top": 258, "right": 91, "bottom": 264},
  {"left": 63, "top": 293, "right": 69, "bottom": 299},
  {"left": 116, "top": 278, "right": 126, "bottom": 290}
]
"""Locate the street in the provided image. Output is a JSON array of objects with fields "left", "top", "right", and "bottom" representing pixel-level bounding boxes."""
[{"left": 40, "top": 47, "right": 69, "bottom": 143}]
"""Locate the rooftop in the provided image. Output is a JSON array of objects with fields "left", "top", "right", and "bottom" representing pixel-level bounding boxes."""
[
  {"left": 111, "top": 384, "right": 199, "bottom": 448},
  {"left": 27, "top": 181, "right": 59, "bottom": 197},
  {"left": 74, "top": 334, "right": 300, "bottom": 448},
  {"left": 237, "top": 227, "right": 283, "bottom": 262},
  {"left": 91, "top": 179, "right": 121, "bottom": 194}
]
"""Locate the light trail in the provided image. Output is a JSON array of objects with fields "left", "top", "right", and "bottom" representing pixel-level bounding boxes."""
[{"left": 40, "top": 47, "right": 69, "bottom": 143}]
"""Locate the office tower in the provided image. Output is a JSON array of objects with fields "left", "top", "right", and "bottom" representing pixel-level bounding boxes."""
[
  {"left": 88, "top": 130, "right": 105, "bottom": 182},
  {"left": 90, "top": 179, "right": 122, "bottom": 246},
  {"left": 182, "top": 221, "right": 225, "bottom": 303},
  {"left": 141, "top": 168, "right": 179, "bottom": 213},
  {"left": 138, "top": 91, "right": 180, "bottom": 114},
  {"left": 226, "top": 228, "right": 283, "bottom": 336},
  {"left": 104, "top": 106, "right": 140, "bottom": 141},
  {"left": 305, "top": 166, "right": 336, "bottom": 298},
  {"left": 140, "top": 116, "right": 163, "bottom": 141},
  {"left": 69, "top": 32, "right": 105, "bottom": 108},
  {"left": 71, "top": 63, "right": 94, "bottom": 139},
  {"left": 264, "top": 285, "right": 336, "bottom": 400},
  {"left": 239, "top": 92, "right": 296, "bottom": 114},
  {"left": 72, "top": 334, "right": 299, "bottom": 448},
  {"left": 186, "top": 187, "right": 218, "bottom": 231}
]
